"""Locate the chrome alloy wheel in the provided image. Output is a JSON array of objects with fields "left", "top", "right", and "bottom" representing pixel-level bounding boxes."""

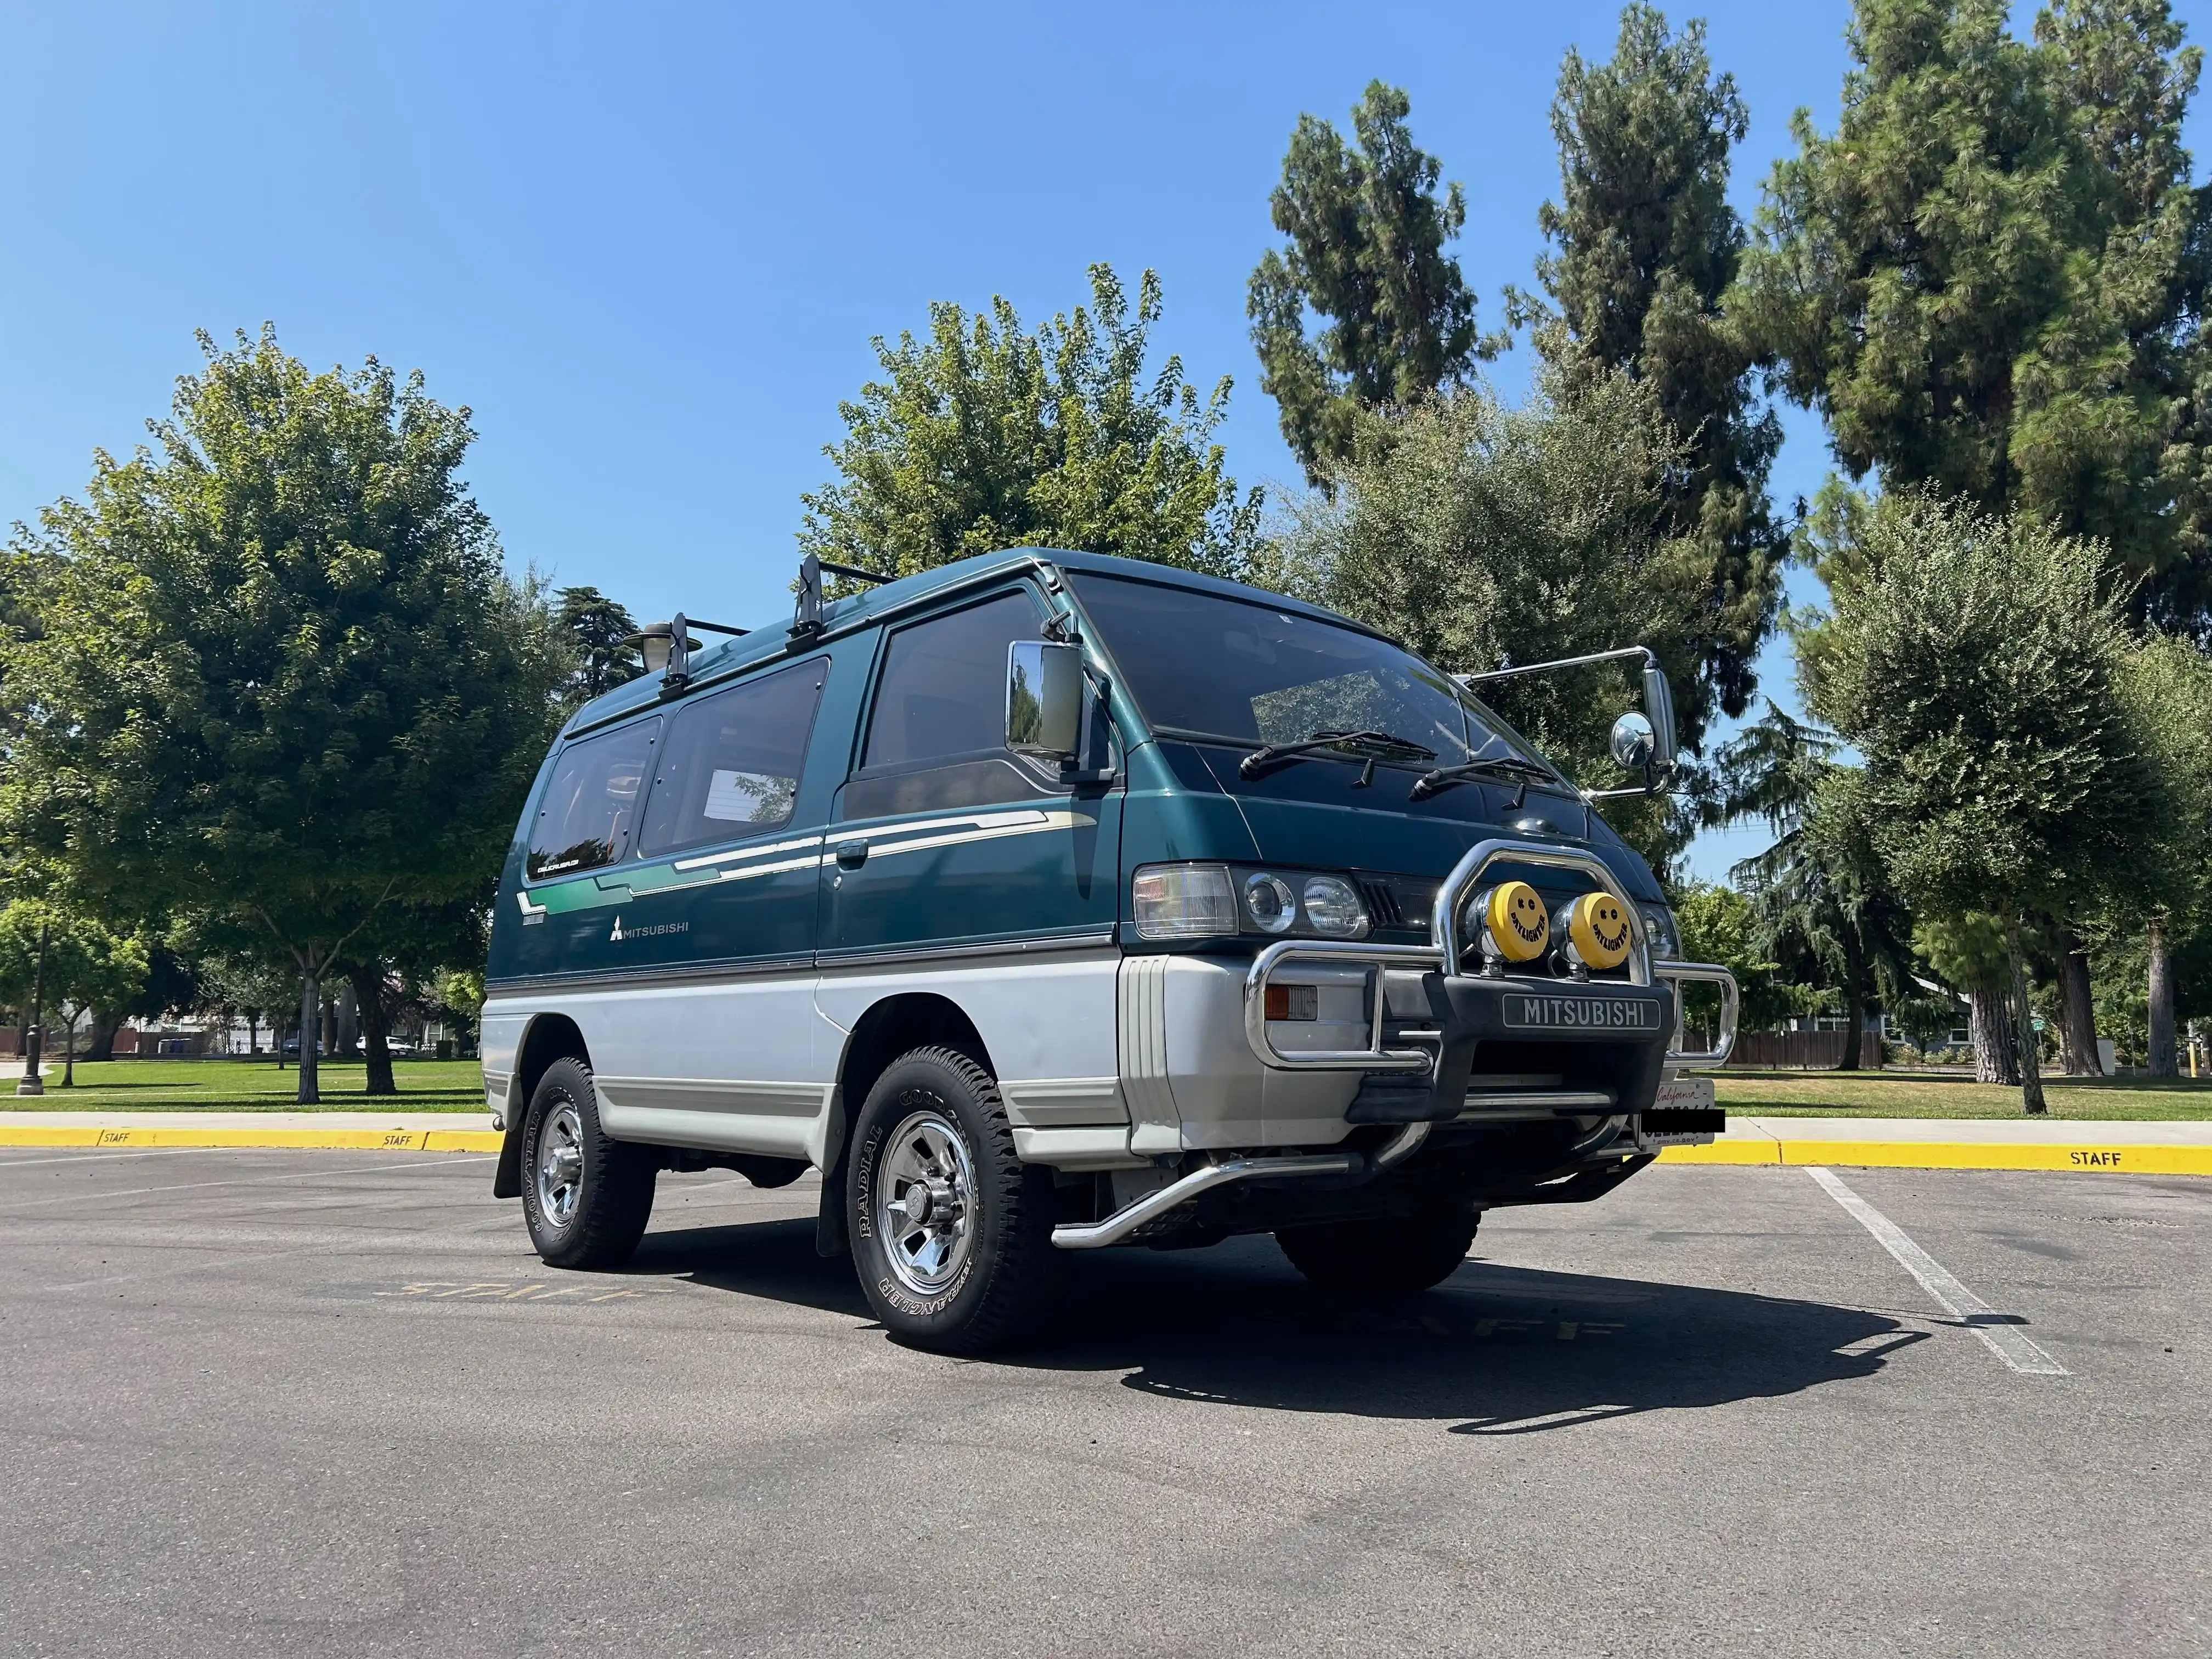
[
  {"left": 535, "top": 1102, "right": 586, "bottom": 1230},
  {"left": 875, "top": 1108, "right": 977, "bottom": 1296}
]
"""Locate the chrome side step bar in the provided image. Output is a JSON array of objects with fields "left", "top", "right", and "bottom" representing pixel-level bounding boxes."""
[{"left": 1049, "top": 1123, "right": 1430, "bottom": 1250}]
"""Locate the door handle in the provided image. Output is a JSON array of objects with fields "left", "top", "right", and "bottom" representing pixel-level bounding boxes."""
[{"left": 835, "top": 840, "right": 869, "bottom": 869}]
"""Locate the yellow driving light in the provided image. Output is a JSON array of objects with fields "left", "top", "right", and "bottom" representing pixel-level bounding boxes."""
[
  {"left": 1472, "top": 881, "right": 1550, "bottom": 963},
  {"left": 1559, "top": 891, "right": 1633, "bottom": 970}
]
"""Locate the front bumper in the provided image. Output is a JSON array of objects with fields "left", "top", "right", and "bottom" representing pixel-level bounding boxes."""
[{"left": 1243, "top": 837, "right": 1738, "bottom": 1133}]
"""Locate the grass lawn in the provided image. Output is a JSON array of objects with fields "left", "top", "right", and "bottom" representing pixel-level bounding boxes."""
[
  {"left": 1709, "top": 1068, "right": 2212, "bottom": 1120},
  {"left": 0, "top": 1057, "right": 484, "bottom": 1112}
]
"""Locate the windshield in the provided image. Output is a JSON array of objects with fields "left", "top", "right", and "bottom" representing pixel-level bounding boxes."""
[{"left": 1066, "top": 573, "right": 1540, "bottom": 770}]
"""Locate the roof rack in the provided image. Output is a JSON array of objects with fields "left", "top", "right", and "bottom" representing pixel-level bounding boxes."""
[{"left": 790, "top": 553, "right": 894, "bottom": 639}]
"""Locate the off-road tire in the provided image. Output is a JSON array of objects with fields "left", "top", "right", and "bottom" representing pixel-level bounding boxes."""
[
  {"left": 521, "top": 1057, "right": 656, "bottom": 1269},
  {"left": 1276, "top": 1209, "right": 1479, "bottom": 1299},
  {"left": 847, "top": 1046, "right": 1055, "bottom": 1354}
]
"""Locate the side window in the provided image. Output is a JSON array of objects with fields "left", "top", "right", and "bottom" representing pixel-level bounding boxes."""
[
  {"left": 526, "top": 718, "right": 661, "bottom": 881},
  {"left": 847, "top": 590, "right": 1058, "bottom": 817},
  {"left": 637, "top": 659, "right": 828, "bottom": 857}
]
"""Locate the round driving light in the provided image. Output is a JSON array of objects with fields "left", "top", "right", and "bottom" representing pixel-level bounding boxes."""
[
  {"left": 1560, "top": 891, "right": 1632, "bottom": 969},
  {"left": 1472, "top": 881, "right": 1549, "bottom": 962},
  {"left": 1301, "top": 874, "right": 1370, "bottom": 938},
  {"left": 1243, "top": 872, "right": 1297, "bottom": 934}
]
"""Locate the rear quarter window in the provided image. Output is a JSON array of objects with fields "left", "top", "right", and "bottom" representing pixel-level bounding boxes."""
[
  {"left": 526, "top": 718, "right": 661, "bottom": 881},
  {"left": 637, "top": 658, "right": 828, "bottom": 857}
]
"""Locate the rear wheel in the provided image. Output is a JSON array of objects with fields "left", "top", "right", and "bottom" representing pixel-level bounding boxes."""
[
  {"left": 521, "top": 1057, "right": 656, "bottom": 1269},
  {"left": 847, "top": 1046, "right": 1054, "bottom": 1353},
  {"left": 1276, "top": 1208, "right": 1479, "bottom": 1298}
]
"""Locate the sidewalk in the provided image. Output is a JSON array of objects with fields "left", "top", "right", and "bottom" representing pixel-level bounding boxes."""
[{"left": 2, "top": 1110, "right": 2207, "bottom": 1174}]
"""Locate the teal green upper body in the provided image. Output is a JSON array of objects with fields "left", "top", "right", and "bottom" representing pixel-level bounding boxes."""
[{"left": 486, "top": 548, "right": 1666, "bottom": 988}]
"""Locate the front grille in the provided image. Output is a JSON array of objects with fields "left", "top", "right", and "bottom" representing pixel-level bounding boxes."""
[{"left": 1356, "top": 877, "right": 1404, "bottom": 928}]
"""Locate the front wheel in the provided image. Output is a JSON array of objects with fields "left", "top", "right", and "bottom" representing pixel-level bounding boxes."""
[
  {"left": 1276, "top": 1208, "right": 1479, "bottom": 1299},
  {"left": 847, "top": 1047, "right": 1055, "bottom": 1353},
  {"left": 521, "top": 1057, "right": 656, "bottom": 1269}
]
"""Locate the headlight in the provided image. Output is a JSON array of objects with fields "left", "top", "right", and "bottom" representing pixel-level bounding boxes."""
[
  {"left": 1301, "top": 874, "right": 1370, "bottom": 938},
  {"left": 1243, "top": 872, "right": 1297, "bottom": 934},
  {"left": 1133, "top": 864, "right": 1236, "bottom": 939},
  {"left": 1132, "top": 863, "right": 1372, "bottom": 941},
  {"left": 1639, "top": 903, "right": 1680, "bottom": 961}
]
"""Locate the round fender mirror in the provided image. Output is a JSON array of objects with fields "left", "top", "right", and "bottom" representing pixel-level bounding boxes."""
[{"left": 1610, "top": 710, "right": 1656, "bottom": 770}]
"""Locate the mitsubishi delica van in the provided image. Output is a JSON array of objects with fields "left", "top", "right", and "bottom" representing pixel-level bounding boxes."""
[{"left": 482, "top": 548, "right": 1737, "bottom": 1352}]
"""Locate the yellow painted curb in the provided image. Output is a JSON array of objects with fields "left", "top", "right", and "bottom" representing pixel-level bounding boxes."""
[
  {"left": 0, "top": 1125, "right": 504, "bottom": 1153},
  {"left": 1656, "top": 1139, "right": 1779, "bottom": 1166},
  {"left": 1660, "top": 1138, "right": 2212, "bottom": 1176}
]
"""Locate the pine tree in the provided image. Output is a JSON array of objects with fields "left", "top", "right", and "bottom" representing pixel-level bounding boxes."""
[
  {"left": 1737, "top": 0, "right": 2212, "bottom": 617},
  {"left": 1527, "top": 3, "right": 1786, "bottom": 727},
  {"left": 1248, "top": 82, "right": 1502, "bottom": 485}
]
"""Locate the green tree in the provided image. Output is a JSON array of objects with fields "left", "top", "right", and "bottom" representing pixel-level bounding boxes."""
[
  {"left": 1672, "top": 879, "right": 1788, "bottom": 1035},
  {"left": 1248, "top": 82, "right": 1503, "bottom": 484},
  {"left": 1737, "top": 0, "right": 2212, "bottom": 613},
  {"left": 2112, "top": 632, "right": 2212, "bottom": 1073},
  {"left": 1523, "top": 4, "right": 1786, "bottom": 722},
  {"left": 802, "top": 265, "right": 1263, "bottom": 580},
  {"left": 555, "top": 585, "right": 643, "bottom": 706},
  {"left": 1702, "top": 708, "right": 1913, "bottom": 1070},
  {"left": 1267, "top": 360, "right": 1711, "bottom": 864},
  {"left": 1915, "top": 911, "right": 2022, "bottom": 1083},
  {"left": 0, "top": 901, "right": 146, "bottom": 1086},
  {"left": 3, "top": 326, "right": 567, "bottom": 1104},
  {"left": 1802, "top": 491, "right": 2153, "bottom": 1110},
  {"left": 337, "top": 896, "right": 488, "bottom": 1094}
]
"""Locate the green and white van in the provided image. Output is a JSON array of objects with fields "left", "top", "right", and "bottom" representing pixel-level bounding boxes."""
[{"left": 482, "top": 549, "right": 1736, "bottom": 1351}]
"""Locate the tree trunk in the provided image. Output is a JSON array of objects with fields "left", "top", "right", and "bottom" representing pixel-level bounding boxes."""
[
  {"left": 1970, "top": 988, "right": 2019, "bottom": 1085},
  {"left": 1839, "top": 987, "right": 1865, "bottom": 1071},
  {"left": 2004, "top": 916, "right": 2046, "bottom": 1115},
  {"left": 85, "top": 1008, "right": 123, "bottom": 1063},
  {"left": 348, "top": 962, "right": 396, "bottom": 1096},
  {"left": 336, "top": 981, "right": 360, "bottom": 1058},
  {"left": 321, "top": 994, "right": 336, "bottom": 1061},
  {"left": 62, "top": 1012, "right": 78, "bottom": 1086},
  {"left": 296, "top": 967, "right": 321, "bottom": 1105},
  {"left": 246, "top": 1009, "right": 259, "bottom": 1058},
  {"left": 2058, "top": 930, "right": 2101, "bottom": 1075},
  {"left": 2148, "top": 915, "right": 2177, "bottom": 1077}
]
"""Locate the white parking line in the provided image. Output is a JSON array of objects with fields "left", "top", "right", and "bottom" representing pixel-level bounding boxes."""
[
  {"left": 0, "top": 1147, "right": 237, "bottom": 1170},
  {"left": 0, "top": 1154, "right": 493, "bottom": 1213},
  {"left": 1805, "top": 1165, "right": 2068, "bottom": 1377}
]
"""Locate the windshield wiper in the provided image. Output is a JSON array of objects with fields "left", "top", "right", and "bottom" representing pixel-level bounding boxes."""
[
  {"left": 1239, "top": 729, "right": 1437, "bottom": 780},
  {"left": 1410, "top": 754, "right": 1561, "bottom": 806}
]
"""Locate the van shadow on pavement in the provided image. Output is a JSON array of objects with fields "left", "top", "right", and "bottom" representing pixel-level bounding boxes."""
[{"left": 638, "top": 1216, "right": 1925, "bottom": 1434}]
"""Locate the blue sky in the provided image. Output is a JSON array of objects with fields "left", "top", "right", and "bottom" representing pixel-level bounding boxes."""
[{"left": 3, "top": 1, "right": 2204, "bottom": 881}]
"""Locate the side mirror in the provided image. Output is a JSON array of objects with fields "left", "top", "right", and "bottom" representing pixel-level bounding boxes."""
[
  {"left": 1640, "top": 661, "right": 1678, "bottom": 769},
  {"left": 1610, "top": 711, "right": 1656, "bottom": 770},
  {"left": 1006, "top": 640, "right": 1083, "bottom": 761}
]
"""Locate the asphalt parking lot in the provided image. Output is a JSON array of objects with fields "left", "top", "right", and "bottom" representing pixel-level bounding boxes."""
[{"left": 1, "top": 1148, "right": 2204, "bottom": 1658}]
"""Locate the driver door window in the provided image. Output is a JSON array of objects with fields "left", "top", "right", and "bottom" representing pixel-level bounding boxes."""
[{"left": 844, "top": 590, "right": 1059, "bottom": 817}]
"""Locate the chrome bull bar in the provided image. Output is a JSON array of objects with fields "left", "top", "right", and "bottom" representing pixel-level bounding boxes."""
[
  {"left": 1655, "top": 959, "right": 1739, "bottom": 1067},
  {"left": 1245, "top": 838, "right": 1664, "bottom": 1071}
]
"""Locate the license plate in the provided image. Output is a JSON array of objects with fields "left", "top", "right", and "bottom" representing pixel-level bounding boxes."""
[
  {"left": 1640, "top": 1075, "right": 1723, "bottom": 1142},
  {"left": 1499, "top": 992, "right": 1662, "bottom": 1032}
]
